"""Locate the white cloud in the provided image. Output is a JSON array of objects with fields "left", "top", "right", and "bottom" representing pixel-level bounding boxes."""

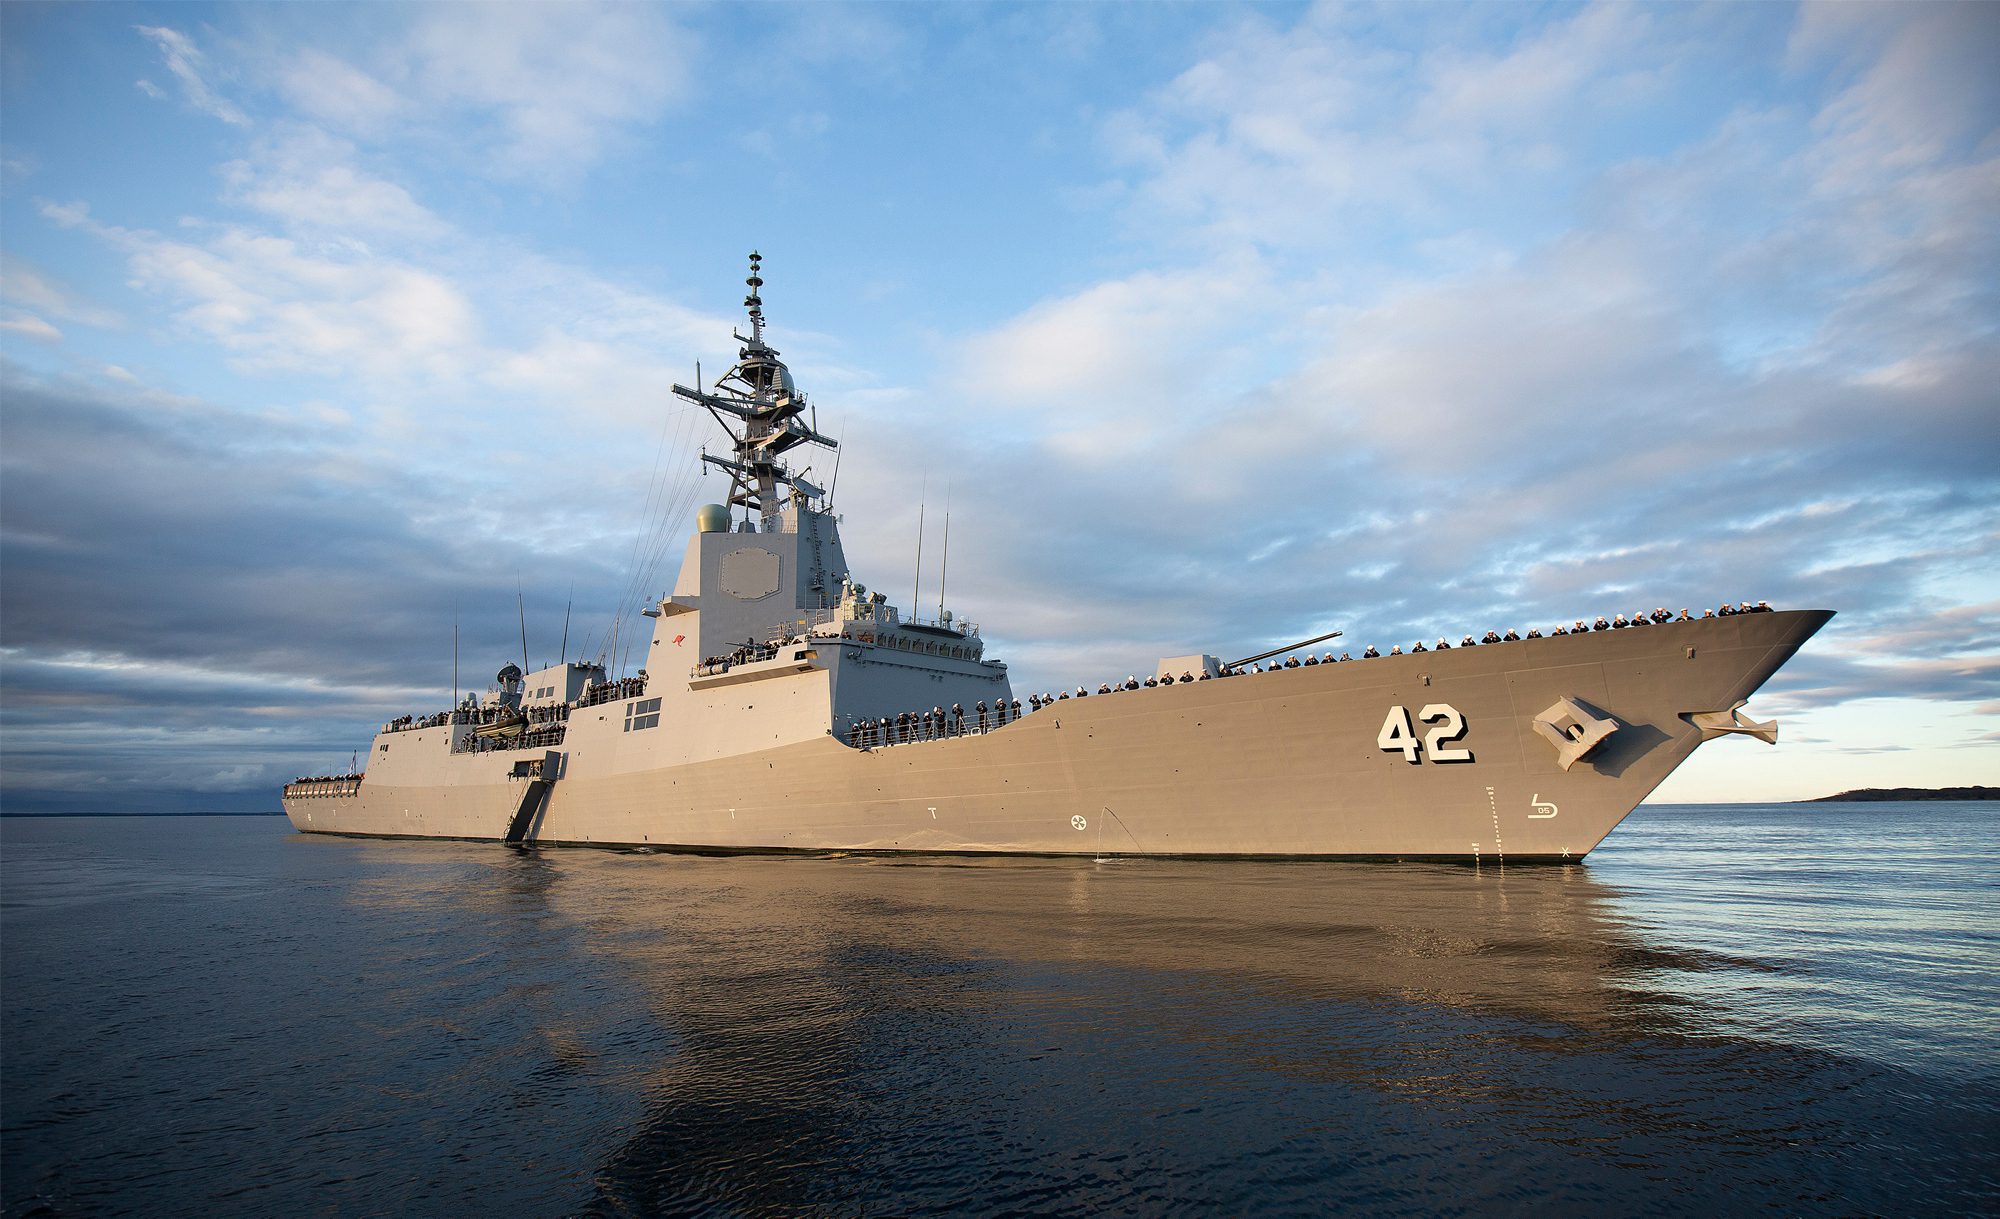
[
  {"left": 145, "top": 6, "right": 694, "bottom": 183},
  {"left": 484, "top": 330, "right": 678, "bottom": 428},
  {"left": 0, "top": 262, "right": 122, "bottom": 329},
  {"left": 221, "top": 128, "right": 443, "bottom": 238},
  {"left": 37, "top": 199, "right": 91, "bottom": 230},
  {"left": 118, "top": 225, "right": 478, "bottom": 380},
  {"left": 135, "top": 25, "right": 249, "bottom": 126},
  {"left": 768, "top": 3, "right": 914, "bottom": 72},
  {"left": 0, "top": 314, "right": 62, "bottom": 342},
  {"left": 1792, "top": 2, "right": 2000, "bottom": 173},
  {"left": 743, "top": 112, "right": 835, "bottom": 160},
  {"left": 958, "top": 255, "right": 1267, "bottom": 439},
  {"left": 37, "top": 188, "right": 740, "bottom": 457},
  {"left": 0, "top": 150, "right": 39, "bottom": 185},
  {"left": 275, "top": 48, "right": 405, "bottom": 135},
  {"left": 397, "top": 2, "right": 693, "bottom": 178},
  {"left": 1413, "top": 4, "right": 1662, "bottom": 136},
  {"left": 1102, "top": 3, "right": 1685, "bottom": 254}
]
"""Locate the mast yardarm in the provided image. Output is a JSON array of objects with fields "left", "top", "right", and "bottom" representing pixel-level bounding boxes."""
[{"left": 673, "top": 252, "right": 837, "bottom": 529}]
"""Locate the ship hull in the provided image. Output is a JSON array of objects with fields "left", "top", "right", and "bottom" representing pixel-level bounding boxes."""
[{"left": 285, "top": 610, "right": 1829, "bottom": 860}]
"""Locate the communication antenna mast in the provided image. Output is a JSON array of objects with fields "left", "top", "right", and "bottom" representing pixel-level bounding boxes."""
[
  {"left": 518, "top": 590, "right": 529, "bottom": 674},
  {"left": 938, "top": 509, "right": 950, "bottom": 619},
  {"left": 912, "top": 481, "right": 926, "bottom": 621},
  {"left": 671, "top": 252, "right": 837, "bottom": 531}
]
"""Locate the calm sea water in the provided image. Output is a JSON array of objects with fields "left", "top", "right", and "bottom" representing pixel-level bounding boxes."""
[{"left": 3, "top": 804, "right": 1996, "bottom": 1217}]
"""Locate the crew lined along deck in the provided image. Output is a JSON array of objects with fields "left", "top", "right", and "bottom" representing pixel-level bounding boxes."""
[
  {"left": 379, "top": 701, "right": 574, "bottom": 750},
  {"left": 343, "top": 599, "right": 1776, "bottom": 760},
  {"left": 282, "top": 775, "right": 362, "bottom": 798},
  {"left": 1032, "top": 599, "right": 1776, "bottom": 711},
  {"left": 692, "top": 638, "right": 796, "bottom": 677}
]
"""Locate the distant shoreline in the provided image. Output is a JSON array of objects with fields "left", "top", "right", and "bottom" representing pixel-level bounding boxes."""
[{"left": 1802, "top": 786, "right": 1999, "bottom": 803}]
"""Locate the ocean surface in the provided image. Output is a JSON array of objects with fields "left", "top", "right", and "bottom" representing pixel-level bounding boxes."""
[{"left": 3, "top": 804, "right": 1996, "bottom": 1217}]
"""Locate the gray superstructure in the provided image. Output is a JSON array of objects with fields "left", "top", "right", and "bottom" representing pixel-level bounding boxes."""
[{"left": 284, "top": 256, "right": 1831, "bottom": 860}]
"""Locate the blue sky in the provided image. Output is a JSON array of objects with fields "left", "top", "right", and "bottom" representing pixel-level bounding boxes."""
[{"left": 1, "top": 1, "right": 1995, "bottom": 812}]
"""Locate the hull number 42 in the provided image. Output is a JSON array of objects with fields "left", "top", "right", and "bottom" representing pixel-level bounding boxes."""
[{"left": 1378, "top": 704, "right": 1474, "bottom": 764}]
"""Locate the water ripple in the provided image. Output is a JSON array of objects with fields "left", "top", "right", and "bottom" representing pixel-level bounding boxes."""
[{"left": 3, "top": 806, "right": 1996, "bottom": 1217}]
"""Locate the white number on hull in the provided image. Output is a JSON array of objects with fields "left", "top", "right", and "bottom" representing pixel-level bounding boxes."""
[
  {"left": 1378, "top": 706, "right": 1422, "bottom": 763},
  {"left": 1378, "top": 704, "right": 1474, "bottom": 764},
  {"left": 1418, "top": 704, "right": 1473, "bottom": 763}
]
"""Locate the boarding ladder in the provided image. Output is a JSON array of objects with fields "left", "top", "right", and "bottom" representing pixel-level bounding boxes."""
[{"left": 504, "top": 751, "right": 561, "bottom": 845}]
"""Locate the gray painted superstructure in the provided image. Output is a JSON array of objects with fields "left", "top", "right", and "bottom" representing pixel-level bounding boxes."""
[{"left": 285, "top": 257, "right": 1831, "bottom": 860}]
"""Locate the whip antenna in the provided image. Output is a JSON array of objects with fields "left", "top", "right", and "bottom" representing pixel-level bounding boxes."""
[
  {"left": 912, "top": 476, "right": 926, "bottom": 619},
  {"left": 827, "top": 425, "right": 845, "bottom": 507}
]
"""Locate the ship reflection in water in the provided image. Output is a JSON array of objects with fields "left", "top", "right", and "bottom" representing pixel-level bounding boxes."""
[{"left": 325, "top": 819, "right": 1996, "bottom": 1217}]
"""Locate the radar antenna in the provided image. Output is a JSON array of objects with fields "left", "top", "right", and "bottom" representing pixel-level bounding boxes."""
[{"left": 671, "top": 251, "right": 837, "bottom": 530}]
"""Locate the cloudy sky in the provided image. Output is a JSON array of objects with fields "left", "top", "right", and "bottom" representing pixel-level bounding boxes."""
[{"left": 2, "top": 1, "right": 1994, "bottom": 813}]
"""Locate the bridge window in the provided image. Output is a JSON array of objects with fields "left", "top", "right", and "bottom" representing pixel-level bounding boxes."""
[{"left": 624, "top": 697, "right": 662, "bottom": 732}]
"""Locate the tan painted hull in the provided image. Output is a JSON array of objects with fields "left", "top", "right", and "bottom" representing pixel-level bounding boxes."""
[{"left": 286, "top": 611, "right": 1829, "bottom": 860}]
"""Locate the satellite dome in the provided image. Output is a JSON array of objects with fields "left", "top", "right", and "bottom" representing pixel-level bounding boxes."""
[
  {"left": 696, "top": 503, "right": 730, "bottom": 533},
  {"left": 497, "top": 663, "right": 523, "bottom": 683}
]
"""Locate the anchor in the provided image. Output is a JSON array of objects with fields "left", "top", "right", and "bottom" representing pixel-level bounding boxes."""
[
  {"left": 1685, "top": 699, "right": 1778, "bottom": 744},
  {"left": 1532, "top": 696, "right": 1619, "bottom": 772}
]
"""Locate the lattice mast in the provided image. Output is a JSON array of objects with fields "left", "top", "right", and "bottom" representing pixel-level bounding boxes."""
[{"left": 672, "top": 252, "right": 837, "bottom": 530}]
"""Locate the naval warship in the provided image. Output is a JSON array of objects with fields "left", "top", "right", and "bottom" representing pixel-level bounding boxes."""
[{"left": 284, "top": 255, "right": 1832, "bottom": 860}]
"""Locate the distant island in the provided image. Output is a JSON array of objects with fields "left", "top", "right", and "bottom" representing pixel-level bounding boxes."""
[{"left": 1807, "top": 786, "right": 1999, "bottom": 803}]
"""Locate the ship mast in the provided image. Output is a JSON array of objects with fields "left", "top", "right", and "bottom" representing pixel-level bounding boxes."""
[{"left": 672, "top": 252, "right": 838, "bottom": 531}]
